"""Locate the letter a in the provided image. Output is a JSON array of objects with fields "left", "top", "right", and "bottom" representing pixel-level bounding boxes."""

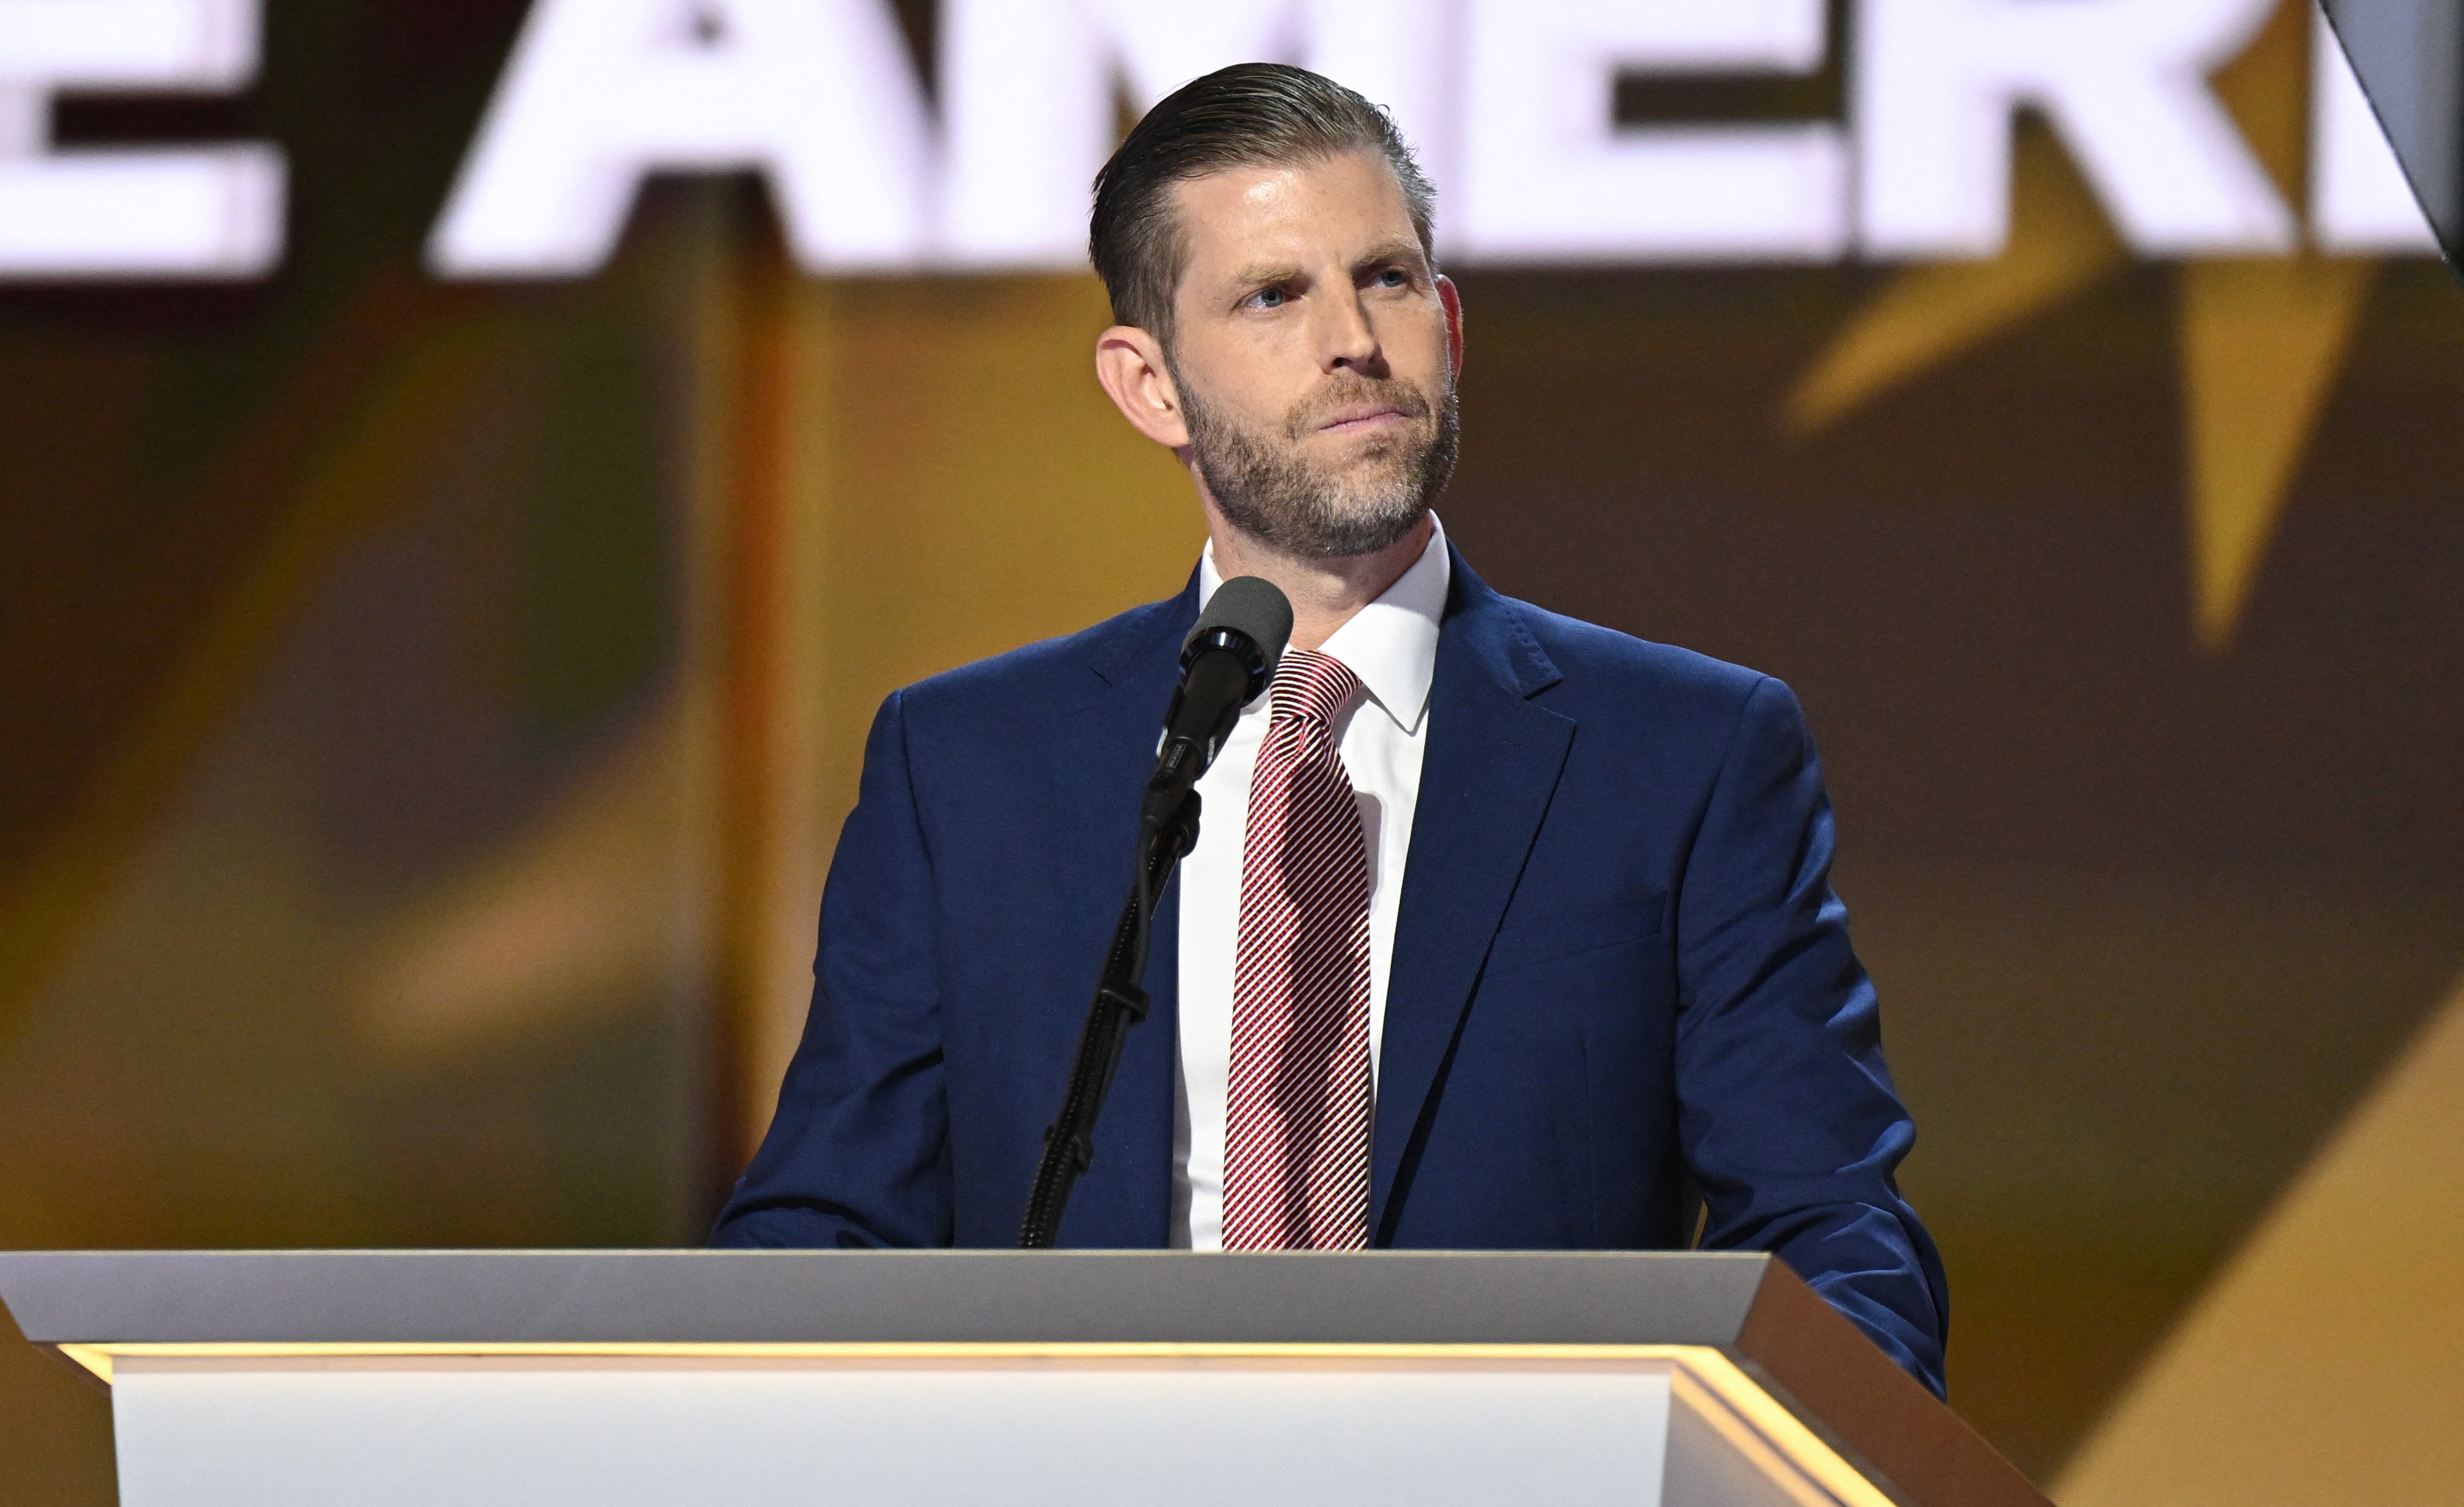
[{"left": 430, "top": 0, "right": 930, "bottom": 277}]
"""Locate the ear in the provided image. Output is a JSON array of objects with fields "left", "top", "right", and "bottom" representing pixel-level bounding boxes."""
[
  {"left": 1436, "top": 274, "right": 1465, "bottom": 380},
  {"left": 1094, "top": 324, "right": 1190, "bottom": 450}
]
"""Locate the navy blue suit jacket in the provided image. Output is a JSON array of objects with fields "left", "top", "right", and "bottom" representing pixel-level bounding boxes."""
[{"left": 712, "top": 547, "right": 1949, "bottom": 1394}]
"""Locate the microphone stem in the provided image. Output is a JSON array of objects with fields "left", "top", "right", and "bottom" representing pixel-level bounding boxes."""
[{"left": 1017, "top": 788, "right": 1201, "bottom": 1248}]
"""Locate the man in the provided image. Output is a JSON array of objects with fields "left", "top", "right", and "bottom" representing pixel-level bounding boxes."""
[{"left": 712, "top": 63, "right": 1948, "bottom": 1395}]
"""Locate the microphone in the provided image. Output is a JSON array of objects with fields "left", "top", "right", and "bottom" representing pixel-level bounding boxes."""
[
  {"left": 1143, "top": 576, "right": 1293, "bottom": 830},
  {"left": 1016, "top": 575, "right": 1291, "bottom": 1248}
]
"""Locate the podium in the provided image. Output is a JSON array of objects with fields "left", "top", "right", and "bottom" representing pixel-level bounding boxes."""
[{"left": 0, "top": 1249, "right": 2042, "bottom": 1506}]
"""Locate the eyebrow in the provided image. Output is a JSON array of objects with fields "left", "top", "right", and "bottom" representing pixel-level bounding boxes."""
[
  {"left": 1225, "top": 242, "right": 1430, "bottom": 290},
  {"left": 1227, "top": 261, "right": 1303, "bottom": 290},
  {"left": 1353, "top": 241, "right": 1428, "bottom": 272}
]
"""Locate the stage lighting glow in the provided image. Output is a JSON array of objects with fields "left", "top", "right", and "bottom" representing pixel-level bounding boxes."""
[
  {"left": 1856, "top": 0, "right": 2298, "bottom": 256},
  {"left": 0, "top": 0, "right": 283, "bottom": 278}
]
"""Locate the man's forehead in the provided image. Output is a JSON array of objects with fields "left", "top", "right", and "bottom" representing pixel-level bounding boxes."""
[{"left": 1171, "top": 151, "right": 1418, "bottom": 275}]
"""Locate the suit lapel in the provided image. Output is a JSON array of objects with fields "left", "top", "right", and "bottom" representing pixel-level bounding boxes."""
[{"left": 1370, "top": 551, "right": 1571, "bottom": 1237}]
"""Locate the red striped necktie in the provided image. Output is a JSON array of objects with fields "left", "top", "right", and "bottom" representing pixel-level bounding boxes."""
[{"left": 1222, "top": 648, "right": 1374, "bottom": 1251}]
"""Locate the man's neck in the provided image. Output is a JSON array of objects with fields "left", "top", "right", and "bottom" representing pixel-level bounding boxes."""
[{"left": 1205, "top": 509, "right": 1435, "bottom": 652}]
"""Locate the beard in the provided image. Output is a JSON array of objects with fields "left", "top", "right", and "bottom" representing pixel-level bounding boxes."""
[{"left": 1177, "top": 365, "right": 1460, "bottom": 559}]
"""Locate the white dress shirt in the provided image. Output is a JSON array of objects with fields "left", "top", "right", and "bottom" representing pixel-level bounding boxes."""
[{"left": 1170, "top": 516, "right": 1451, "bottom": 1248}]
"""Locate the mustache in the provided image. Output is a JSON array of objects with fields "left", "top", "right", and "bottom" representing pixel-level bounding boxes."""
[{"left": 1284, "top": 374, "right": 1436, "bottom": 438}]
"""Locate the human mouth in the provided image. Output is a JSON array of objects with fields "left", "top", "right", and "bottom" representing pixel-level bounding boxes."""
[{"left": 1316, "top": 403, "right": 1410, "bottom": 434}]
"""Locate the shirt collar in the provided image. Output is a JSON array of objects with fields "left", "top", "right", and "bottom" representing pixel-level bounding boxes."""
[{"left": 1197, "top": 514, "right": 1450, "bottom": 736}]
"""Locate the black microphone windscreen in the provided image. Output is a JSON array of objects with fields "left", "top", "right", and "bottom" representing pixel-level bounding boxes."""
[{"left": 1185, "top": 576, "right": 1294, "bottom": 670}]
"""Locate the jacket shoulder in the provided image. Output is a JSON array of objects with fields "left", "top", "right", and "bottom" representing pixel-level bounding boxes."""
[
  {"left": 893, "top": 591, "right": 1187, "bottom": 722},
  {"left": 1506, "top": 596, "right": 1775, "bottom": 722}
]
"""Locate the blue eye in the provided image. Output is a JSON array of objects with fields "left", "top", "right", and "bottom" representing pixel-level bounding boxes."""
[
  {"left": 1378, "top": 269, "right": 1407, "bottom": 287},
  {"left": 1252, "top": 287, "right": 1287, "bottom": 308}
]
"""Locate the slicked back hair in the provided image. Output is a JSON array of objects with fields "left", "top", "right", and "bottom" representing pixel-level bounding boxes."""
[{"left": 1090, "top": 62, "right": 1436, "bottom": 346}]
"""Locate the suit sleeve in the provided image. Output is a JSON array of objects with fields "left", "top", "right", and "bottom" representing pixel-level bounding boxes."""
[
  {"left": 708, "top": 690, "right": 952, "bottom": 1249},
  {"left": 1673, "top": 675, "right": 1950, "bottom": 1395}
]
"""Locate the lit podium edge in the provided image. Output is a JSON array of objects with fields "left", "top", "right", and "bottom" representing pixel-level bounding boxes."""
[{"left": 0, "top": 1248, "right": 2042, "bottom": 1507}]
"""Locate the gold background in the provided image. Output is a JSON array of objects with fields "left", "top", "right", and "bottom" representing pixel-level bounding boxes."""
[{"left": 5, "top": 3, "right": 2463, "bottom": 1499}]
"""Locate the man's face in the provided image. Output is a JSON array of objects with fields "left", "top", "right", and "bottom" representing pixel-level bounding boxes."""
[{"left": 1162, "top": 150, "right": 1460, "bottom": 559}]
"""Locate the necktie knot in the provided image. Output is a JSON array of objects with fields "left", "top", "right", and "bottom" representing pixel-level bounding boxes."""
[{"left": 1270, "top": 649, "right": 1361, "bottom": 728}]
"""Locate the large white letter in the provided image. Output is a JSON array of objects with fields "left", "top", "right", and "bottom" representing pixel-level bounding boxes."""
[
  {"left": 936, "top": 0, "right": 1446, "bottom": 270},
  {"left": 937, "top": 0, "right": 1298, "bottom": 268},
  {"left": 0, "top": 0, "right": 283, "bottom": 280},
  {"left": 2310, "top": 6, "right": 2439, "bottom": 254},
  {"left": 1857, "top": 0, "right": 2294, "bottom": 257},
  {"left": 1309, "top": 0, "right": 1452, "bottom": 203},
  {"left": 1456, "top": 0, "right": 1846, "bottom": 264},
  {"left": 428, "top": 0, "right": 930, "bottom": 278}
]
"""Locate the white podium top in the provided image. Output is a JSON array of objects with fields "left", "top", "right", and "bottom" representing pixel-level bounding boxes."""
[
  {"left": 0, "top": 1249, "right": 2046, "bottom": 1507},
  {"left": 0, "top": 1248, "right": 1773, "bottom": 1345}
]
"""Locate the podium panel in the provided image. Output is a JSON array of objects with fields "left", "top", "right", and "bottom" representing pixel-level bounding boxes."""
[
  {"left": 107, "top": 1351, "right": 1797, "bottom": 1507},
  {"left": 0, "top": 1249, "right": 2045, "bottom": 1507}
]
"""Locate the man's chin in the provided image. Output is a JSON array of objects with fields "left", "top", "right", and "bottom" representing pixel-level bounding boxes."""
[
  {"left": 1317, "top": 447, "right": 1419, "bottom": 495},
  {"left": 1289, "top": 500, "right": 1430, "bottom": 559}
]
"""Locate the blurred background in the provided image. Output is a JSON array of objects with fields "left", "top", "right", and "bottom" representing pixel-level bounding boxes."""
[{"left": 5, "top": 1, "right": 2464, "bottom": 1501}]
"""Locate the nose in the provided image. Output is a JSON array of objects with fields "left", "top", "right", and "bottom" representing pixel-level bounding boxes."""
[{"left": 1318, "top": 283, "right": 1385, "bottom": 375}]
